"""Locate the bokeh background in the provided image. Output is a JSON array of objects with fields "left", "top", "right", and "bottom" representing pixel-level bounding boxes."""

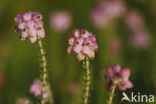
[{"left": 0, "top": 0, "right": 156, "bottom": 104}]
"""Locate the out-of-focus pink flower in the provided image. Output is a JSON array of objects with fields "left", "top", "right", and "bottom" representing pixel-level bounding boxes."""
[
  {"left": 104, "top": 64, "right": 133, "bottom": 91},
  {"left": 16, "top": 98, "right": 31, "bottom": 104},
  {"left": 130, "top": 30, "right": 151, "bottom": 49},
  {"left": 0, "top": 73, "right": 4, "bottom": 88},
  {"left": 91, "top": 0, "right": 126, "bottom": 28},
  {"left": 125, "top": 10, "right": 144, "bottom": 31},
  {"left": 14, "top": 11, "right": 45, "bottom": 43},
  {"left": 50, "top": 11, "right": 72, "bottom": 32},
  {"left": 67, "top": 29, "right": 98, "bottom": 61},
  {"left": 30, "top": 80, "right": 42, "bottom": 97},
  {"left": 29, "top": 79, "right": 52, "bottom": 102},
  {"left": 68, "top": 83, "right": 79, "bottom": 95},
  {"left": 109, "top": 38, "right": 122, "bottom": 53}
]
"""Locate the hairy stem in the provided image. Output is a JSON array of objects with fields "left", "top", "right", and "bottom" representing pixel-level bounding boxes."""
[
  {"left": 38, "top": 38, "right": 48, "bottom": 104},
  {"left": 108, "top": 84, "right": 117, "bottom": 104},
  {"left": 83, "top": 58, "right": 90, "bottom": 104}
]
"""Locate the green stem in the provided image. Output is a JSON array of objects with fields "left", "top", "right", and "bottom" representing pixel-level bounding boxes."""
[
  {"left": 108, "top": 84, "right": 117, "bottom": 104},
  {"left": 83, "top": 58, "right": 90, "bottom": 104},
  {"left": 38, "top": 38, "right": 48, "bottom": 104}
]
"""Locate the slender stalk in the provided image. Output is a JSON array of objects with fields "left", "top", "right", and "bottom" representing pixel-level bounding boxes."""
[
  {"left": 83, "top": 58, "right": 90, "bottom": 104},
  {"left": 108, "top": 84, "right": 117, "bottom": 104},
  {"left": 38, "top": 38, "right": 47, "bottom": 104}
]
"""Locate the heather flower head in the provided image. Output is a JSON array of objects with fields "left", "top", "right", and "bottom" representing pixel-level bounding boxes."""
[
  {"left": 67, "top": 29, "right": 98, "bottom": 61},
  {"left": 50, "top": 11, "right": 72, "bottom": 32},
  {"left": 16, "top": 98, "right": 31, "bottom": 104},
  {"left": 105, "top": 64, "right": 133, "bottom": 91},
  {"left": 14, "top": 11, "right": 45, "bottom": 43},
  {"left": 30, "top": 79, "right": 52, "bottom": 102},
  {"left": 91, "top": 0, "right": 126, "bottom": 28}
]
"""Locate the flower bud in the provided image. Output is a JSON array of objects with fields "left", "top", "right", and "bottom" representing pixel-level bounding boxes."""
[
  {"left": 20, "top": 31, "right": 28, "bottom": 41},
  {"left": 18, "top": 22, "right": 26, "bottom": 30},
  {"left": 67, "top": 46, "right": 72, "bottom": 54},
  {"left": 73, "top": 45, "right": 82, "bottom": 53},
  {"left": 87, "top": 50, "right": 95, "bottom": 59},
  {"left": 81, "top": 46, "right": 90, "bottom": 55},
  {"left": 113, "top": 64, "right": 121, "bottom": 73},
  {"left": 27, "top": 29, "right": 37, "bottom": 37},
  {"left": 22, "top": 11, "right": 32, "bottom": 21},
  {"left": 120, "top": 68, "right": 131, "bottom": 80},
  {"left": 14, "top": 14, "right": 22, "bottom": 22},
  {"left": 26, "top": 20, "right": 35, "bottom": 29},
  {"left": 72, "top": 29, "right": 80, "bottom": 37},
  {"left": 37, "top": 29, "right": 45, "bottom": 39},
  {"left": 77, "top": 52, "right": 85, "bottom": 62},
  {"left": 33, "top": 12, "right": 42, "bottom": 21},
  {"left": 29, "top": 36, "right": 37, "bottom": 44},
  {"left": 68, "top": 37, "right": 75, "bottom": 45},
  {"left": 80, "top": 29, "right": 90, "bottom": 38}
]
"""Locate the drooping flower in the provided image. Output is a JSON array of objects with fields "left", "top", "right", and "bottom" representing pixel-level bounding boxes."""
[
  {"left": 67, "top": 29, "right": 98, "bottom": 61},
  {"left": 29, "top": 79, "right": 52, "bottom": 102},
  {"left": 16, "top": 98, "right": 31, "bottom": 104},
  {"left": 104, "top": 64, "right": 133, "bottom": 91},
  {"left": 91, "top": 0, "right": 126, "bottom": 28},
  {"left": 14, "top": 11, "right": 45, "bottom": 43},
  {"left": 50, "top": 11, "right": 72, "bottom": 32}
]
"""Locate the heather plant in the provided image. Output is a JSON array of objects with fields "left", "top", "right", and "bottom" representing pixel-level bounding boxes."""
[
  {"left": 67, "top": 29, "right": 98, "bottom": 104},
  {"left": 14, "top": 11, "right": 53, "bottom": 104},
  {"left": 104, "top": 64, "right": 133, "bottom": 104}
]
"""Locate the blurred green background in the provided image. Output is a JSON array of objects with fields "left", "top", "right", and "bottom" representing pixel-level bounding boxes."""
[{"left": 0, "top": 0, "right": 156, "bottom": 104}]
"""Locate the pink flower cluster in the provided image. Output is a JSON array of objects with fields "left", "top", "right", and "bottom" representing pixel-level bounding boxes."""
[
  {"left": 67, "top": 29, "right": 98, "bottom": 61},
  {"left": 29, "top": 80, "right": 51, "bottom": 102},
  {"left": 14, "top": 11, "right": 45, "bottom": 43},
  {"left": 91, "top": 0, "right": 126, "bottom": 28},
  {"left": 105, "top": 64, "right": 133, "bottom": 91}
]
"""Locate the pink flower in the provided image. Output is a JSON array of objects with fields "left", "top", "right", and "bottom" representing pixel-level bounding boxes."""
[
  {"left": 22, "top": 11, "right": 32, "bottom": 21},
  {"left": 125, "top": 10, "right": 144, "bottom": 31},
  {"left": 33, "top": 12, "right": 43, "bottom": 21},
  {"left": 30, "top": 80, "right": 42, "bottom": 97},
  {"left": 91, "top": 1, "right": 126, "bottom": 28},
  {"left": 67, "top": 29, "right": 98, "bottom": 61},
  {"left": 29, "top": 79, "right": 52, "bottom": 102},
  {"left": 130, "top": 30, "right": 151, "bottom": 49},
  {"left": 104, "top": 64, "right": 133, "bottom": 91},
  {"left": 14, "top": 11, "right": 45, "bottom": 43},
  {"left": 50, "top": 11, "right": 72, "bottom": 32}
]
